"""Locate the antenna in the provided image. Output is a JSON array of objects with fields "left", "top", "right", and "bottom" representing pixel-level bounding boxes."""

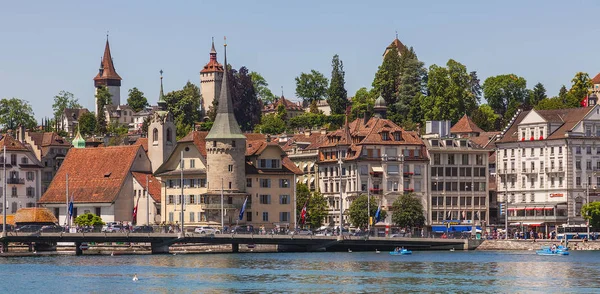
[{"left": 395, "top": 30, "right": 398, "bottom": 39}]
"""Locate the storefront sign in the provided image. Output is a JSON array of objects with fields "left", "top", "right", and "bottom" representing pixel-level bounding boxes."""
[{"left": 550, "top": 193, "right": 564, "bottom": 198}]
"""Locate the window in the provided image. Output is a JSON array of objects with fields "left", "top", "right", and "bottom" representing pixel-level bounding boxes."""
[
  {"left": 190, "top": 159, "right": 195, "bottom": 168},
  {"left": 414, "top": 166, "right": 421, "bottom": 175},
  {"left": 10, "top": 154, "right": 16, "bottom": 165},
  {"left": 228, "top": 165, "right": 233, "bottom": 172},
  {"left": 381, "top": 132, "right": 389, "bottom": 141},
  {"left": 213, "top": 141, "right": 217, "bottom": 147},
  {"left": 279, "top": 212, "right": 290, "bottom": 222},
  {"left": 189, "top": 212, "right": 195, "bottom": 222},
  {"left": 232, "top": 140, "right": 236, "bottom": 147},
  {"left": 279, "top": 179, "right": 289, "bottom": 188},
  {"left": 280, "top": 195, "right": 289, "bottom": 205},
  {"left": 246, "top": 211, "right": 252, "bottom": 222},
  {"left": 447, "top": 154, "right": 455, "bottom": 165},
  {"left": 462, "top": 154, "right": 469, "bottom": 165},
  {"left": 587, "top": 161, "right": 592, "bottom": 170},
  {"left": 168, "top": 195, "right": 174, "bottom": 204},
  {"left": 166, "top": 128, "right": 172, "bottom": 143},
  {"left": 189, "top": 195, "right": 195, "bottom": 204},
  {"left": 587, "top": 146, "right": 592, "bottom": 154},
  {"left": 576, "top": 177, "right": 581, "bottom": 186},
  {"left": 21, "top": 157, "right": 28, "bottom": 164},
  {"left": 260, "top": 195, "right": 271, "bottom": 204},
  {"left": 576, "top": 160, "right": 581, "bottom": 170},
  {"left": 246, "top": 178, "right": 252, "bottom": 187},
  {"left": 387, "top": 165, "right": 399, "bottom": 174},
  {"left": 11, "top": 187, "right": 17, "bottom": 197},
  {"left": 152, "top": 128, "right": 158, "bottom": 142},
  {"left": 540, "top": 148, "right": 544, "bottom": 155},
  {"left": 433, "top": 154, "right": 441, "bottom": 165},
  {"left": 476, "top": 155, "right": 483, "bottom": 166},
  {"left": 260, "top": 179, "right": 271, "bottom": 188},
  {"left": 559, "top": 146, "right": 563, "bottom": 154},
  {"left": 26, "top": 172, "right": 34, "bottom": 181},
  {"left": 262, "top": 212, "right": 269, "bottom": 222},
  {"left": 26, "top": 187, "right": 34, "bottom": 197},
  {"left": 168, "top": 212, "right": 174, "bottom": 222},
  {"left": 199, "top": 179, "right": 206, "bottom": 188}
]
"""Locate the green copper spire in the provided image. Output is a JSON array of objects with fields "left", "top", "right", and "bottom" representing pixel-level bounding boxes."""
[
  {"left": 158, "top": 69, "right": 167, "bottom": 111},
  {"left": 73, "top": 125, "right": 86, "bottom": 149},
  {"left": 206, "top": 38, "right": 245, "bottom": 139}
]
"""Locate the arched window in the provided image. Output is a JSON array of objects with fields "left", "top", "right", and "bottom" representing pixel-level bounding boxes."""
[
  {"left": 152, "top": 128, "right": 159, "bottom": 142},
  {"left": 166, "top": 128, "right": 172, "bottom": 143}
]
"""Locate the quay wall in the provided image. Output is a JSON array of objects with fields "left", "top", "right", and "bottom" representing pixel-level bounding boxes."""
[{"left": 477, "top": 240, "right": 600, "bottom": 251}]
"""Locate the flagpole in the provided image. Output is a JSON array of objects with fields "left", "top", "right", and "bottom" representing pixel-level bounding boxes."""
[
  {"left": 293, "top": 174, "right": 296, "bottom": 231},
  {"left": 2, "top": 146, "right": 5, "bottom": 237},
  {"left": 367, "top": 176, "right": 370, "bottom": 236},
  {"left": 146, "top": 174, "right": 149, "bottom": 226},
  {"left": 221, "top": 178, "right": 224, "bottom": 232},
  {"left": 180, "top": 150, "right": 184, "bottom": 234},
  {"left": 66, "top": 173, "right": 69, "bottom": 228}
]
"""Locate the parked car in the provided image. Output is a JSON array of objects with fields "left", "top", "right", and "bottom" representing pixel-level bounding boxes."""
[
  {"left": 40, "top": 225, "right": 63, "bottom": 233},
  {"left": 15, "top": 225, "right": 43, "bottom": 232},
  {"left": 132, "top": 225, "right": 154, "bottom": 233},
  {"left": 290, "top": 229, "right": 313, "bottom": 236},
  {"left": 105, "top": 225, "right": 123, "bottom": 233},
  {"left": 231, "top": 225, "right": 254, "bottom": 234},
  {"left": 194, "top": 226, "right": 221, "bottom": 234}
]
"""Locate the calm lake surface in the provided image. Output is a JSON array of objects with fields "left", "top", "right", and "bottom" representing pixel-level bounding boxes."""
[{"left": 1, "top": 250, "right": 600, "bottom": 293}]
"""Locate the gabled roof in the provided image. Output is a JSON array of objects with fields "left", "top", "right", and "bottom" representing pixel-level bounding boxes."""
[
  {"left": 451, "top": 114, "right": 484, "bottom": 134},
  {"left": 497, "top": 107, "right": 593, "bottom": 143},
  {"left": 469, "top": 131, "right": 500, "bottom": 150},
  {"left": 383, "top": 38, "right": 406, "bottom": 56},
  {"left": 262, "top": 96, "right": 304, "bottom": 113},
  {"left": 281, "top": 133, "right": 327, "bottom": 152},
  {"left": 93, "top": 39, "right": 122, "bottom": 81},
  {"left": 132, "top": 138, "right": 148, "bottom": 153},
  {"left": 244, "top": 141, "right": 303, "bottom": 175},
  {"left": 39, "top": 145, "right": 145, "bottom": 204},
  {"left": 14, "top": 208, "right": 58, "bottom": 224},
  {"left": 0, "top": 134, "right": 30, "bottom": 151},
  {"left": 63, "top": 108, "right": 89, "bottom": 122},
  {"left": 28, "top": 132, "right": 70, "bottom": 157},
  {"left": 592, "top": 72, "right": 600, "bottom": 85},
  {"left": 132, "top": 172, "right": 161, "bottom": 203}
]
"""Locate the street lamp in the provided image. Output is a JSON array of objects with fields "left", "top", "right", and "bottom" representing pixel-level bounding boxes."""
[{"left": 338, "top": 156, "right": 344, "bottom": 236}]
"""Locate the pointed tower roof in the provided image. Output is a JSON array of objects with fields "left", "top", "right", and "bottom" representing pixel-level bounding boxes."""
[
  {"left": 94, "top": 38, "right": 122, "bottom": 82},
  {"left": 206, "top": 41, "right": 245, "bottom": 140},
  {"left": 383, "top": 33, "right": 407, "bottom": 57},
  {"left": 72, "top": 126, "right": 86, "bottom": 149},
  {"left": 201, "top": 38, "right": 224, "bottom": 73},
  {"left": 158, "top": 70, "right": 167, "bottom": 111},
  {"left": 450, "top": 114, "right": 484, "bottom": 135}
]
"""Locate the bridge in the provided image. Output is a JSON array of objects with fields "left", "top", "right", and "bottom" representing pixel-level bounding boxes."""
[{"left": 0, "top": 232, "right": 481, "bottom": 255}]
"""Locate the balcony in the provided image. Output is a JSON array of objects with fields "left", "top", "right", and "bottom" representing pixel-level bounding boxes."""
[
  {"left": 203, "top": 203, "right": 239, "bottom": 210},
  {"left": 403, "top": 188, "right": 414, "bottom": 193},
  {"left": 7, "top": 178, "right": 24, "bottom": 185},
  {"left": 403, "top": 171, "right": 414, "bottom": 176},
  {"left": 369, "top": 188, "right": 382, "bottom": 195}
]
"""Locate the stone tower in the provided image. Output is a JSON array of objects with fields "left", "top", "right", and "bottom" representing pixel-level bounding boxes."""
[
  {"left": 93, "top": 37, "right": 122, "bottom": 114},
  {"left": 205, "top": 42, "right": 246, "bottom": 193},
  {"left": 200, "top": 38, "right": 224, "bottom": 117},
  {"left": 148, "top": 71, "right": 175, "bottom": 173}
]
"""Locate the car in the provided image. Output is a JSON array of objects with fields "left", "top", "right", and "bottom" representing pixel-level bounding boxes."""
[
  {"left": 105, "top": 225, "right": 123, "bottom": 233},
  {"left": 132, "top": 225, "right": 154, "bottom": 233},
  {"left": 194, "top": 226, "right": 220, "bottom": 234},
  {"left": 291, "top": 229, "right": 313, "bottom": 236},
  {"left": 39, "top": 225, "right": 63, "bottom": 233},
  {"left": 15, "top": 225, "right": 43, "bottom": 233},
  {"left": 231, "top": 225, "right": 254, "bottom": 234}
]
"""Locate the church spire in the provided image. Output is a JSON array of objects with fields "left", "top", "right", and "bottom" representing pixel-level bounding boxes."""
[
  {"left": 94, "top": 38, "right": 122, "bottom": 82},
  {"left": 158, "top": 70, "right": 167, "bottom": 110},
  {"left": 206, "top": 38, "right": 245, "bottom": 140},
  {"left": 210, "top": 37, "right": 217, "bottom": 60}
]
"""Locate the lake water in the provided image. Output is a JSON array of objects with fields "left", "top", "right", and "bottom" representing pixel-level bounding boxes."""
[{"left": 1, "top": 250, "right": 600, "bottom": 293}]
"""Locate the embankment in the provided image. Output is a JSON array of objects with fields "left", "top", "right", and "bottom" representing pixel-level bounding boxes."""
[{"left": 477, "top": 239, "right": 600, "bottom": 251}]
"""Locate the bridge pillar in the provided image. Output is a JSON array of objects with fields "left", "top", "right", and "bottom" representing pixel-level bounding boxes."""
[
  {"left": 232, "top": 243, "right": 239, "bottom": 253},
  {"left": 75, "top": 242, "right": 83, "bottom": 256},
  {"left": 151, "top": 242, "right": 170, "bottom": 254}
]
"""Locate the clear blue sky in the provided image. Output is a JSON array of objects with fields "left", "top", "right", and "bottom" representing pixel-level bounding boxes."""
[{"left": 1, "top": 1, "right": 600, "bottom": 122}]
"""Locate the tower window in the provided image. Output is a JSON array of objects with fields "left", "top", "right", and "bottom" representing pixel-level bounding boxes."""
[
  {"left": 229, "top": 182, "right": 232, "bottom": 189},
  {"left": 228, "top": 165, "right": 233, "bottom": 172},
  {"left": 232, "top": 140, "right": 236, "bottom": 147},
  {"left": 152, "top": 128, "right": 158, "bottom": 142},
  {"left": 166, "top": 128, "right": 172, "bottom": 143},
  {"left": 213, "top": 141, "right": 217, "bottom": 147}
]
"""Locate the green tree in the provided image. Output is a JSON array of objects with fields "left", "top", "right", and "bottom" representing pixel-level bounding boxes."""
[
  {"left": 309, "top": 100, "right": 321, "bottom": 114},
  {"left": 566, "top": 72, "right": 592, "bottom": 108},
  {"left": 372, "top": 46, "right": 401, "bottom": 106},
  {"left": 391, "top": 193, "right": 425, "bottom": 229},
  {"left": 288, "top": 113, "right": 327, "bottom": 130},
  {"left": 78, "top": 111, "right": 97, "bottom": 136},
  {"left": 535, "top": 97, "right": 568, "bottom": 110},
  {"left": 558, "top": 85, "right": 568, "bottom": 104},
  {"left": 95, "top": 86, "right": 112, "bottom": 135},
  {"left": 295, "top": 184, "right": 328, "bottom": 229},
  {"left": 230, "top": 66, "right": 262, "bottom": 131},
  {"left": 249, "top": 71, "right": 277, "bottom": 104},
  {"left": 527, "top": 82, "right": 546, "bottom": 107},
  {"left": 127, "top": 87, "right": 149, "bottom": 112},
  {"left": 73, "top": 213, "right": 105, "bottom": 227},
  {"left": 164, "top": 81, "right": 202, "bottom": 139},
  {"left": 350, "top": 87, "right": 375, "bottom": 120},
  {"left": 0, "top": 98, "right": 37, "bottom": 130},
  {"left": 254, "top": 114, "right": 286, "bottom": 134},
  {"left": 395, "top": 47, "right": 426, "bottom": 125},
  {"left": 582, "top": 202, "right": 600, "bottom": 229},
  {"left": 482, "top": 74, "right": 527, "bottom": 124},
  {"left": 468, "top": 71, "right": 482, "bottom": 102},
  {"left": 52, "top": 91, "right": 81, "bottom": 129},
  {"left": 276, "top": 104, "right": 287, "bottom": 120},
  {"left": 348, "top": 194, "right": 387, "bottom": 229},
  {"left": 471, "top": 104, "right": 499, "bottom": 132},
  {"left": 295, "top": 70, "right": 329, "bottom": 105},
  {"left": 327, "top": 54, "right": 348, "bottom": 115}
]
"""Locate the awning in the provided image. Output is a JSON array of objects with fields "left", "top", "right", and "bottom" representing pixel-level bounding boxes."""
[
  {"left": 431, "top": 225, "right": 481, "bottom": 233},
  {"left": 371, "top": 166, "right": 383, "bottom": 173}
]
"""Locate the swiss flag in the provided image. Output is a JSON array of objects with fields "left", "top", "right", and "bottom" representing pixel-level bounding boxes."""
[
  {"left": 300, "top": 203, "right": 308, "bottom": 224},
  {"left": 581, "top": 95, "right": 588, "bottom": 107}
]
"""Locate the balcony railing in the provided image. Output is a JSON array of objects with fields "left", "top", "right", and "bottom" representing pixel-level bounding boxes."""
[{"left": 7, "top": 178, "right": 24, "bottom": 184}]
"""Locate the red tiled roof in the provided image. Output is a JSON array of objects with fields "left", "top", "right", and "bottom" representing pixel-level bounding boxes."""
[
  {"left": 497, "top": 107, "right": 592, "bottom": 143},
  {"left": 39, "top": 145, "right": 144, "bottom": 204},
  {"left": 593, "top": 73, "right": 600, "bottom": 85},
  {"left": 14, "top": 208, "right": 58, "bottom": 224},
  {"left": 28, "top": 132, "right": 70, "bottom": 157},
  {"left": 451, "top": 114, "right": 484, "bottom": 134},
  {"left": 0, "top": 134, "right": 29, "bottom": 151},
  {"left": 93, "top": 39, "right": 122, "bottom": 81},
  {"left": 132, "top": 172, "right": 161, "bottom": 203},
  {"left": 133, "top": 138, "right": 148, "bottom": 153},
  {"left": 200, "top": 59, "right": 224, "bottom": 73},
  {"left": 281, "top": 132, "right": 327, "bottom": 151},
  {"left": 262, "top": 96, "right": 304, "bottom": 113},
  {"left": 469, "top": 132, "right": 500, "bottom": 149},
  {"left": 383, "top": 38, "right": 407, "bottom": 56}
]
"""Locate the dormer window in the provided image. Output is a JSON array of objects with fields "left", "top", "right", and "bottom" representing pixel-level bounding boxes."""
[{"left": 393, "top": 132, "right": 401, "bottom": 141}]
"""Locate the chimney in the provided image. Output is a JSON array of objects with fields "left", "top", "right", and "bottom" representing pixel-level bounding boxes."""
[
  {"left": 17, "top": 125, "right": 25, "bottom": 143},
  {"left": 304, "top": 129, "right": 311, "bottom": 137},
  {"left": 363, "top": 111, "right": 369, "bottom": 125}
]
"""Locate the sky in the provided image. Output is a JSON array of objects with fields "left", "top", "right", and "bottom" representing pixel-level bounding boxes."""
[{"left": 1, "top": 0, "right": 600, "bottom": 122}]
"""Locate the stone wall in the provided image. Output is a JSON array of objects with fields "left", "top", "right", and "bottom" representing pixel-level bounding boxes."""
[{"left": 477, "top": 239, "right": 600, "bottom": 251}]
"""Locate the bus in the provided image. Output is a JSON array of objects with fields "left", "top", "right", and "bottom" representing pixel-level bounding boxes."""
[{"left": 556, "top": 224, "right": 599, "bottom": 240}]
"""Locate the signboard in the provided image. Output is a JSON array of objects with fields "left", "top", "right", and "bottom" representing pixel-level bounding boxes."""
[{"left": 550, "top": 193, "right": 564, "bottom": 198}]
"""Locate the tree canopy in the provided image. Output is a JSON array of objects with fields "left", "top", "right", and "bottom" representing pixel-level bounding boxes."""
[
  {"left": 350, "top": 87, "right": 375, "bottom": 120},
  {"left": 527, "top": 82, "right": 546, "bottom": 107},
  {"left": 249, "top": 71, "right": 277, "bottom": 104},
  {"left": 395, "top": 47, "right": 426, "bottom": 126},
  {"left": 0, "top": 98, "right": 37, "bottom": 131},
  {"left": 348, "top": 194, "right": 387, "bottom": 229},
  {"left": 95, "top": 86, "right": 112, "bottom": 135},
  {"left": 566, "top": 72, "right": 592, "bottom": 108},
  {"left": 482, "top": 74, "right": 527, "bottom": 125},
  {"left": 78, "top": 111, "right": 97, "bottom": 136},
  {"left": 73, "top": 213, "right": 105, "bottom": 226},
  {"left": 582, "top": 202, "right": 600, "bottom": 229},
  {"left": 52, "top": 91, "right": 81, "bottom": 126},
  {"left": 295, "top": 69, "right": 329, "bottom": 105},
  {"left": 295, "top": 183, "right": 328, "bottom": 229},
  {"left": 471, "top": 104, "right": 499, "bottom": 132},
  {"left": 372, "top": 46, "right": 401, "bottom": 107},
  {"left": 327, "top": 54, "right": 348, "bottom": 115},
  {"left": 535, "top": 97, "right": 568, "bottom": 110},
  {"left": 127, "top": 87, "right": 149, "bottom": 112},
  {"left": 391, "top": 193, "right": 425, "bottom": 229},
  {"left": 164, "top": 81, "right": 202, "bottom": 139},
  {"left": 230, "top": 66, "right": 262, "bottom": 131},
  {"left": 254, "top": 114, "right": 286, "bottom": 134}
]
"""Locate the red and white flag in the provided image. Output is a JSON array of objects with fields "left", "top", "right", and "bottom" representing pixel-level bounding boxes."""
[{"left": 300, "top": 202, "right": 308, "bottom": 224}]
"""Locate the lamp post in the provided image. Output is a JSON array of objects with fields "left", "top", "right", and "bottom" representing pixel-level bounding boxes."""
[
  {"left": 146, "top": 174, "right": 150, "bottom": 226},
  {"left": 338, "top": 157, "right": 343, "bottom": 235},
  {"left": 2, "top": 146, "right": 5, "bottom": 237},
  {"left": 367, "top": 175, "right": 370, "bottom": 236},
  {"left": 505, "top": 179, "right": 508, "bottom": 240},
  {"left": 180, "top": 150, "right": 184, "bottom": 235}
]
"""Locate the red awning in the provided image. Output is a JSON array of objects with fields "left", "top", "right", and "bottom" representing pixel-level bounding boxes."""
[
  {"left": 534, "top": 208, "right": 544, "bottom": 210},
  {"left": 525, "top": 208, "right": 535, "bottom": 210}
]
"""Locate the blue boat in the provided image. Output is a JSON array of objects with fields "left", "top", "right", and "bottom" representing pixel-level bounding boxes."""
[
  {"left": 389, "top": 249, "right": 412, "bottom": 255},
  {"left": 536, "top": 245, "right": 569, "bottom": 256}
]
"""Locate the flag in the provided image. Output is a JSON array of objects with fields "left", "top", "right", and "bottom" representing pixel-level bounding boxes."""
[
  {"left": 239, "top": 196, "right": 248, "bottom": 221},
  {"left": 581, "top": 95, "right": 588, "bottom": 107},
  {"left": 300, "top": 201, "right": 308, "bottom": 224},
  {"left": 475, "top": 211, "right": 480, "bottom": 220},
  {"left": 375, "top": 204, "right": 381, "bottom": 223},
  {"left": 68, "top": 201, "right": 73, "bottom": 220},
  {"left": 132, "top": 195, "right": 141, "bottom": 224},
  {"left": 462, "top": 211, "right": 466, "bottom": 220}
]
